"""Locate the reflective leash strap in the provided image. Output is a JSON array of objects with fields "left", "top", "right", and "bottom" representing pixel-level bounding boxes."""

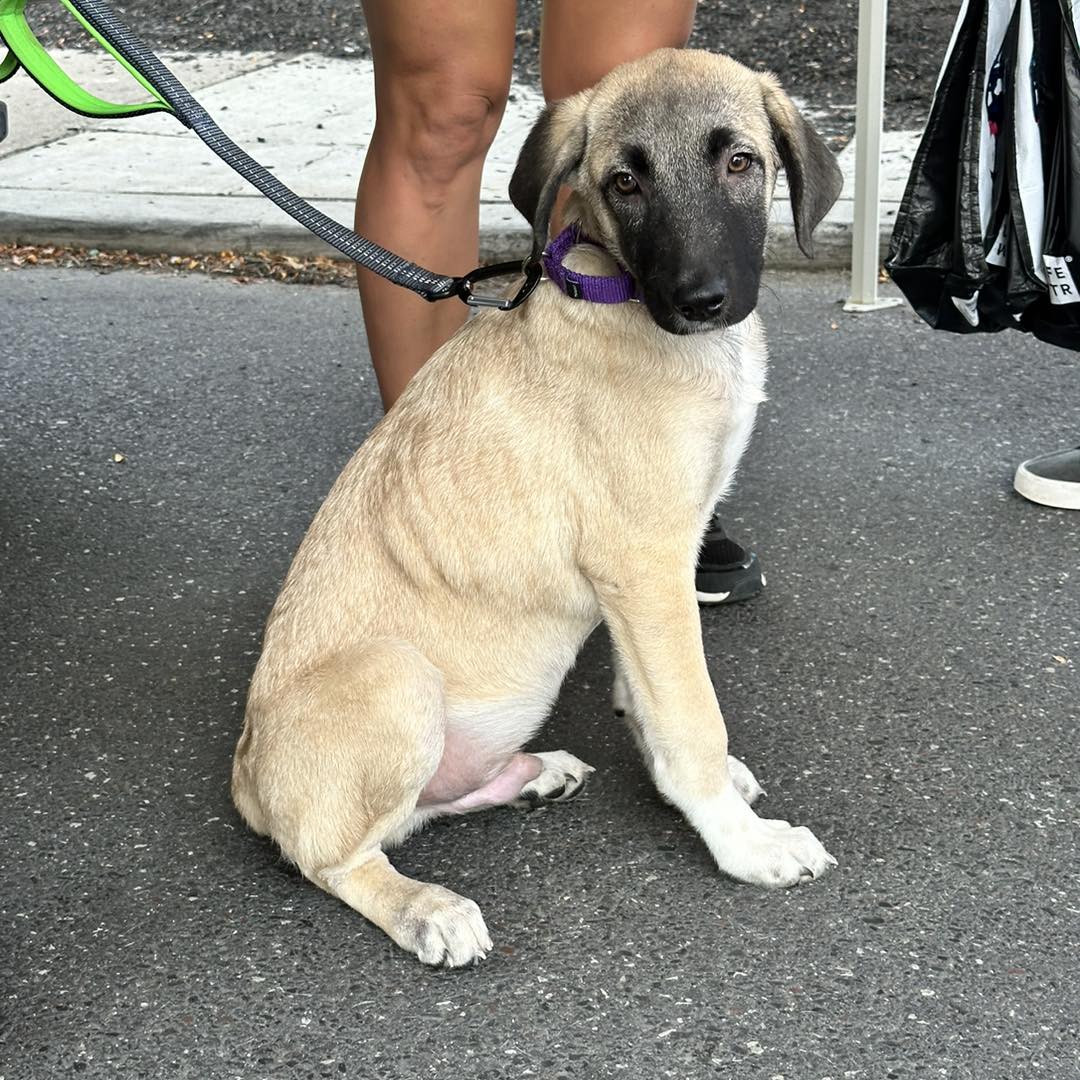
[
  {"left": 1, "top": 0, "right": 540, "bottom": 306},
  {"left": 63, "top": 0, "right": 460, "bottom": 300}
]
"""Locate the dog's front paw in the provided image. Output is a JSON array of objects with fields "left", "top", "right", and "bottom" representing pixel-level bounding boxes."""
[
  {"left": 704, "top": 785, "right": 836, "bottom": 888},
  {"left": 514, "top": 750, "right": 595, "bottom": 807},
  {"left": 394, "top": 884, "right": 492, "bottom": 968},
  {"left": 729, "top": 817, "right": 836, "bottom": 887}
]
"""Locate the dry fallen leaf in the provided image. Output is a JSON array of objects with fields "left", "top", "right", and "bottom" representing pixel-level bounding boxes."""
[{"left": 0, "top": 241, "right": 359, "bottom": 288}]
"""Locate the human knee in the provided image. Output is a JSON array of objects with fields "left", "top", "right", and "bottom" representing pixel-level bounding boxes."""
[{"left": 376, "top": 76, "right": 509, "bottom": 191}]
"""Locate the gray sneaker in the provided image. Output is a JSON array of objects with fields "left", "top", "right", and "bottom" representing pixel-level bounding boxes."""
[{"left": 1013, "top": 447, "right": 1080, "bottom": 510}]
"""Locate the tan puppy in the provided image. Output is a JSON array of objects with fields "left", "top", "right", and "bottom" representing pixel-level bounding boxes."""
[{"left": 232, "top": 49, "right": 844, "bottom": 966}]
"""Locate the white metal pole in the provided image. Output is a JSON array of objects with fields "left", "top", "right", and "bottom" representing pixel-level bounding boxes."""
[{"left": 845, "top": 0, "right": 902, "bottom": 311}]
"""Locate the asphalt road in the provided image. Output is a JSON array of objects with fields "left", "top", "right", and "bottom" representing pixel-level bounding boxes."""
[
  {"left": 24, "top": 0, "right": 958, "bottom": 133},
  {"left": 1, "top": 267, "right": 1078, "bottom": 1079}
]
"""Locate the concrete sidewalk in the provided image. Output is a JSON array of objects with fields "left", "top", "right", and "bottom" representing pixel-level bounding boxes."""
[{"left": 0, "top": 50, "right": 920, "bottom": 266}]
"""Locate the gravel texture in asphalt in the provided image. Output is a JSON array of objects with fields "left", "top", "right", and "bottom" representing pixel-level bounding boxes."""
[
  {"left": 24, "top": 0, "right": 959, "bottom": 132},
  {"left": 2, "top": 266, "right": 1077, "bottom": 1079}
]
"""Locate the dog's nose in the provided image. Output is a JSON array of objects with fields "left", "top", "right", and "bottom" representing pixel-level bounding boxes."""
[{"left": 673, "top": 278, "right": 727, "bottom": 322}]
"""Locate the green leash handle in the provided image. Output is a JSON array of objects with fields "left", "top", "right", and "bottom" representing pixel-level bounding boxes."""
[{"left": 0, "top": 0, "right": 172, "bottom": 118}]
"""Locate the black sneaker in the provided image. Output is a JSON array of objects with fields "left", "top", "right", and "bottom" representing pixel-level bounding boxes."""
[{"left": 696, "top": 516, "right": 764, "bottom": 604}]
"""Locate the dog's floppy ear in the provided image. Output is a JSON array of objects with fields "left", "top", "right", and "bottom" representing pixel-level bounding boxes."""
[
  {"left": 509, "top": 91, "right": 591, "bottom": 258},
  {"left": 760, "top": 75, "right": 843, "bottom": 258}
]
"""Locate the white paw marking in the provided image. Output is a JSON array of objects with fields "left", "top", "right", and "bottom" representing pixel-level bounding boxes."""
[
  {"left": 695, "top": 783, "right": 837, "bottom": 889},
  {"left": 727, "top": 754, "right": 766, "bottom": 805},
  {"left": 516, "top": 749, "right": 595, "bottom": 805},
  {"left": 397, "top": 884, "right": 492, "bottom": 968}
]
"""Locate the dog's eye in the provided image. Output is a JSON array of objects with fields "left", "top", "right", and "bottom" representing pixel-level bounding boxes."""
[
  {"left": 728, "top": 153, "right": 753, "bottom": 174},
  {"left": 612, "top": 171, "right": 640, "bottom": 195}
]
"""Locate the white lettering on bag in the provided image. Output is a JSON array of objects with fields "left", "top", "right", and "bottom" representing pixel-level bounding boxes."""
[
  {"left": 986, "top": 223, "right": 1008, "bottom": 268},
  {"left": 1042, "top": 255, "right": 1080, "bottom": 305}
]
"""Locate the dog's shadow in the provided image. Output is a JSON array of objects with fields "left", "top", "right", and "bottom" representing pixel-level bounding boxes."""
[{"left": 537, "top": 625, "right": 621, "bottom": 755}]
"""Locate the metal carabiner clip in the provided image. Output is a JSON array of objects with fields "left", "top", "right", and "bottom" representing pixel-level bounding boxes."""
[{"left": 452, "top": 257, "right": 544, "bottom": 311}]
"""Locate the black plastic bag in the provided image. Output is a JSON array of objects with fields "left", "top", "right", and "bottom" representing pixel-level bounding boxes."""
[
  {"left": 888, "top": 0, "right": 1080, "bottom": 352},
  {"left": 885, "top": 0, "right": 997, "bottom": 333}
]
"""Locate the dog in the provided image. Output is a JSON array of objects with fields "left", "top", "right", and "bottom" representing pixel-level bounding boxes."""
[{"left": 231, "top": 48, "right": 844, "bottom": 967}]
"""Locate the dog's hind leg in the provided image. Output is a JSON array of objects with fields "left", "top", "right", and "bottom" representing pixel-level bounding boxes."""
[
  {"left": 512, "top": 750, "right": 595, "bottom": 806},
  {"left": 240, "top": 641, "right": 491, "bottom": 966},
  {"left": 325, "top": 849, "right": 491, "bottom": 967},
  {"left": 413, "top": 748, "right": 596, "bottom": 815}
]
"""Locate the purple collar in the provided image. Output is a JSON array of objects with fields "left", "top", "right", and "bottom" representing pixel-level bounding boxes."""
[{"left": 541, "top": 225, "right": 638, "bottom": 304}]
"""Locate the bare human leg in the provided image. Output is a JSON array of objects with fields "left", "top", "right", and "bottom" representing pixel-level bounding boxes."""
[
  {"left": 355, "top": 1, "right": 517, "bottom": 410},
  {"left": 540, "top": 0, "right": 697, "bottom": 101}
]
